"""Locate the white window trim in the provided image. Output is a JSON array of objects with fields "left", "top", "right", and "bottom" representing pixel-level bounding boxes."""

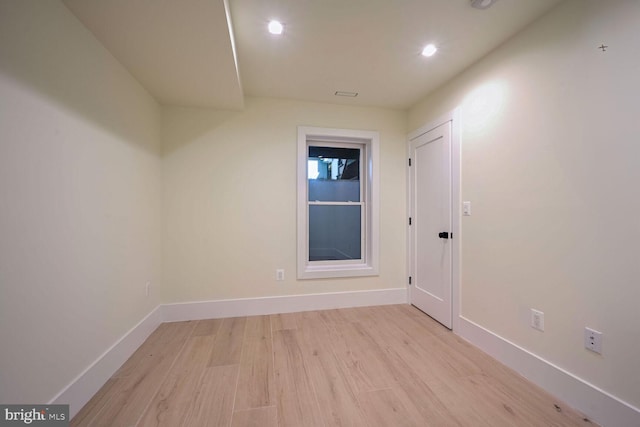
[{"left": 297, "top": 126, "right": 379, "bottom": 279}]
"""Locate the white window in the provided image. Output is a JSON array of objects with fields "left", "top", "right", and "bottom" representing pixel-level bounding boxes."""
[{"left": 297, "top": 126, "right": 379, "bottom": 279}]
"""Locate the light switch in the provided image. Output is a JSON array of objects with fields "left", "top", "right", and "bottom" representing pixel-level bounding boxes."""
[{"left": 463, "top": 201, "right": 471, "bottom": 216}]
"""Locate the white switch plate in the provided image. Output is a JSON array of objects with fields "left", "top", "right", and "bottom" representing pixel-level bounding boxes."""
[
  {"left": 585, "top": 327, "right": 603, "bottom": 354},
  {"left": 463, "top": 201, "right": 471, "bottom": 216},
  {"left": 276, "top": 269, "right": 285, "bottom": 281}
]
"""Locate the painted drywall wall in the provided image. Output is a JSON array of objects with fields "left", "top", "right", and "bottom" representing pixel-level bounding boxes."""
[
  {"left": 162, "top": 98, "right": 406, "bottom": 302},
  {"left": 0, "top": 0, "right": 162, "bottom": 404},
  {"left": 409, "top": 0, "right": 640, "bottom": 408}
]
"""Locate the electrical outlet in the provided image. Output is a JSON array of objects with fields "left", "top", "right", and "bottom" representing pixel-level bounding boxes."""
[
  {"left": 276, "top": 269, "right": 285, "bottom": 281},
  {"left": 584, "top": 327, "right": 603, "bottom": 354},
  {"left": 145, "top": 282, "right": 151, "bottom": 297},
  {"left": 531, "top": 309, "right": 544, "bottom": 331}
]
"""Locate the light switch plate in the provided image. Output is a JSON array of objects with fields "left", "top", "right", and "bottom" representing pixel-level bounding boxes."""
[{"left": 463, "top": 201, "right": 471, "bottom": 216}]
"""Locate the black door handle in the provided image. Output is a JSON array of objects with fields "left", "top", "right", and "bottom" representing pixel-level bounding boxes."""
[{"left": 438, "top": 232, "right": 450, "bottom": 239}]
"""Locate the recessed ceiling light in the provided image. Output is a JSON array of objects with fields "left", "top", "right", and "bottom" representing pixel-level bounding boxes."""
[
  {"left": 422, "top": 44, "right": 438, "bottom": 57},
  {"left": 268, "top": 20, "right": 283, "bottom": 35}
]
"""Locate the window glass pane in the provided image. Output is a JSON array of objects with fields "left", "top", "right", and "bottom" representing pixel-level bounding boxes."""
[
  {"left": 308, "top": 146, "right": 360, "bottom": 202},
  {"left": 307, "top": 160, "right": 319, "bottom": 179},
  {"left": 309, "top": 205, "right": 361, "bottom": 261}
]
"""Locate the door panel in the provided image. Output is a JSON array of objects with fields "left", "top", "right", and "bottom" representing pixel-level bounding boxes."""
[{"left": 410, "top": 122, "right": 452, "bottom": 329}]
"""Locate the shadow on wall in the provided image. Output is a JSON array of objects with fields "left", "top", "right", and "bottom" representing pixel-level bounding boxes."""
[
  {"left": 161, "top": 106, "right": 241, "bottom": 156},
  {"left": 0, "top": 0, "right": 159, "bottom": 154}
]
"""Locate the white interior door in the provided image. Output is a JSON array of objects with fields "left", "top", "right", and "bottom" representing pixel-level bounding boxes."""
[{"left": 409, "top": 121, "right": 452, "bottom": 329}]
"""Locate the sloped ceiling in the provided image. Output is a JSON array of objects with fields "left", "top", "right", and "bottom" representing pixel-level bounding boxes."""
[{"left": 63, "top": 0, "right": 563, "bottom": 110}]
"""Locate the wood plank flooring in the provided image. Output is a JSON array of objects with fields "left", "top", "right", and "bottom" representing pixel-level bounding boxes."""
[{"left": 71, "top": 304, "right": 596, "bottom": 427}]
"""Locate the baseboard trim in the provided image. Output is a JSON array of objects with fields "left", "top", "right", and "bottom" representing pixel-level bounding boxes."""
[
  {"left": 162, "top": 288, "right": 408, "bottom": 322},
  {"left": 50, "top": 306, "right": 163, "bottom": 419},
  {"left": 457, "top": 315, "right": 640, "bottom": 427}
]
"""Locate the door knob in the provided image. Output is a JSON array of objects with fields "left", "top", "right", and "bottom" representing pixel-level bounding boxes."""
[{"left": 438, "top": 232, "right": 450, "bottom": 239}]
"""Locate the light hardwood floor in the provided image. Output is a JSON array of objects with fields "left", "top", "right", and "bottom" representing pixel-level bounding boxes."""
[{"left": 71, "top": 304, "right": 596, "bottom": 426}]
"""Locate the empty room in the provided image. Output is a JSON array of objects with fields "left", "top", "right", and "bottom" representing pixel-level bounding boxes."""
[{"left": 0, "top": 0, "right": 638, "bottom": 426}]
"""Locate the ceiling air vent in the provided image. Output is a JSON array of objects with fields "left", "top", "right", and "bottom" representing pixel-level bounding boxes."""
[
  {"left": 471, "top": 0, "right": 497, "bottom": 9},
  {"left": 335, "top": 91, "right": 358, "bottom": 97}
]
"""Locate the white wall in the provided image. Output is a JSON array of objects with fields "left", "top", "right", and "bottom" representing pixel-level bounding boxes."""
[
  {"left": 0, "top": 0, "right": 162, "bottom": 404},
  {"left": 162, "top": 98, "right": 406, "bottom": 302},
  {"left": 409, "top": 0, "right": 640, "bottom": 409}
]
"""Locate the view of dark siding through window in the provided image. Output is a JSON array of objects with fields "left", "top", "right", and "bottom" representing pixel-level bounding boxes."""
[{"left": 307, "top": 146, "right": 362, "bottom": 261}]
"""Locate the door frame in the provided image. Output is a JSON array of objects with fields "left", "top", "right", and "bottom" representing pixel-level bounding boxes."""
[{"left": 407, "top": 108, "right": 461, "bottom": 331}]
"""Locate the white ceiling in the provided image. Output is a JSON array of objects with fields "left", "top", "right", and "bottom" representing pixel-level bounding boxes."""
[
  {"left": 63, "top": 0, "right": 244, "bottom": 109},
  {"left": 63, "top": 0, "right": 563, "bottom": 111}
]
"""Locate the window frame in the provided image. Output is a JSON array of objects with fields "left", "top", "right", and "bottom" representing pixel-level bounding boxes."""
[{"left": 297, "top": 126, "right": 379, "bottom": 279}]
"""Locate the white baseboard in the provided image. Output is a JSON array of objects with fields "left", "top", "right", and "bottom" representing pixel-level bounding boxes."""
[
  {"left": 50, "top": 306, "right": 163, "bottom": 419},
  {"left": 162, "top": 288, "right": 408, "bottom": 322},
  {"left": 457, "top": 316, "right": 640, "bottom": 427}
]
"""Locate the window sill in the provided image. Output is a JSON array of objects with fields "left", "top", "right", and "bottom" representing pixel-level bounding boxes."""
[{"left": 298, "top": 263, "right": 379, "bottom": 280}]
